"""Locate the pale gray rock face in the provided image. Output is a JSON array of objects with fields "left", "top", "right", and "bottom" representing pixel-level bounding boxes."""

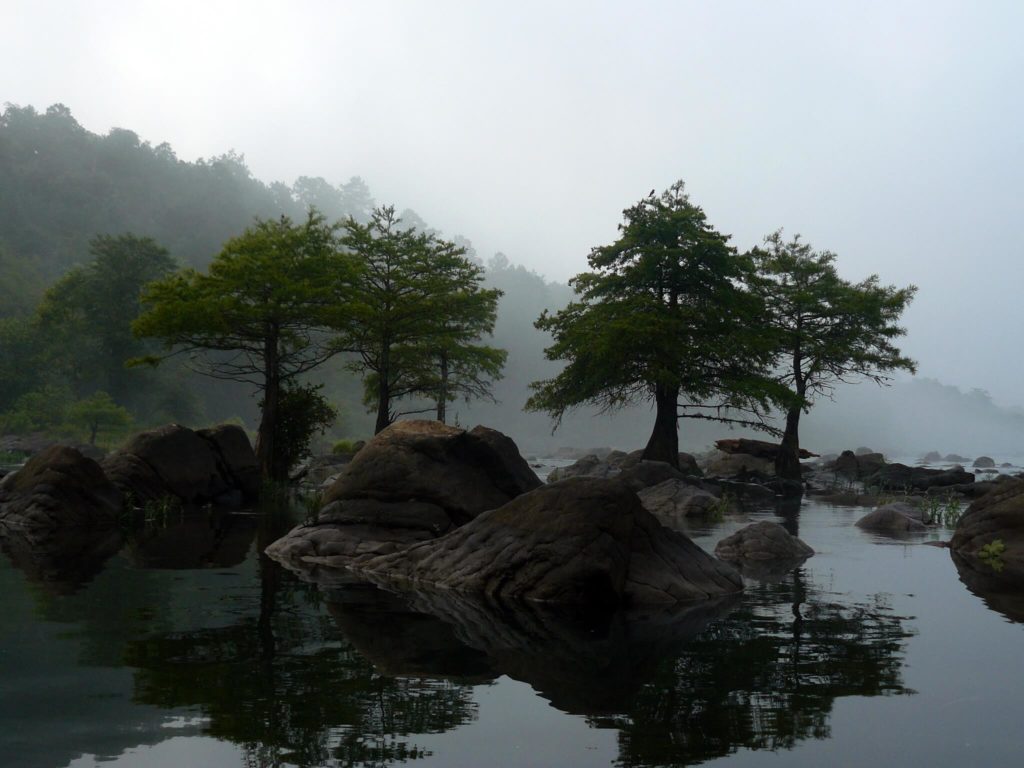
[
  {"left": 855, "top": 503, "right": 929, "bottom": 532},
  {"left": 351, "top": 477, "right": 743, "bottom": 607},
  {"left": 714, "top": 521, "right": 814, "bottom": 562},
  {"left": 0, "top": 445, "right": 123, "bottom": 531},
  {"left": 637, "top": 479, "right": 720, "bottom": 521}
]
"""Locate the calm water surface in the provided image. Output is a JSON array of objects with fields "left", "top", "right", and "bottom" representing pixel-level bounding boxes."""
[{"left": 1, "top": 496, "right": 1022, "bottom": 768}]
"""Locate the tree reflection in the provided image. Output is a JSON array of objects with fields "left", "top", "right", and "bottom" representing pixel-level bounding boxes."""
[
  {"left": 125, "top": 509, "right": 478, "bottom": 767},
  {"left": 605, "top": 570, "right": 914, "bottom": 766}
]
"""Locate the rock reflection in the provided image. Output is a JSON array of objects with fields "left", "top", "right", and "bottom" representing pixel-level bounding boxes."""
[
  {"left": 952, "top": 550, "right": 1024, "bottom": 623},
  {"left": 323, "top": 583, "right": 739, "bottom": 715},
  {"left": 607, "top": 571, "right": 915, "bottom": 766},
  {"left": 0, "top": 525, "right": 122, "bottom": 594}
]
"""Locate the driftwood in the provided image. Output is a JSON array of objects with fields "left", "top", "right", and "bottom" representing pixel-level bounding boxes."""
[{"left": 714, "top": 438, "right": 818, "bottom": 460}]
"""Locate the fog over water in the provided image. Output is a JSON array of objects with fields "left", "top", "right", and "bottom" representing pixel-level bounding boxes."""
[{"left": 4, "top": 1, "right": 1023, "bottom": 450}]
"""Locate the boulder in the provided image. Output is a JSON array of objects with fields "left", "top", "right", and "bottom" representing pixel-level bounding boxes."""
[
  {"left": 323, "top": 421, "right": 541, "bottom": 522},
  {"left": 637, "top": 479, "right": 721, "bottom": 521},
  {"left": 945, "top": 454, "right": 970, "bottom": 463},
  {"left": 855, "top": 502, "right": 928, "bottom": 532},
  {"left": 830, "top": 450, "right": 886, "bottom": 479},
  {"left": 548, "top": 450, "right": 702, "bottom": 484},
  {"left": 352, "top": 477, "right": 743, "bottom": 606},
  {"left": 615, "top": 460, "right": 687, "bottom": 491},
  {"left": 0, "top": 445, "right": 123, "bottom": 531},
  {"left": 714, "top": 521, "right": 814, "bottom": 561},
  {"left": 714, "top": 439, "right": 817, "bottom": 460},
  {"left": 706, "top": 451, "right": 775, "bottom": 476},
  {"left": 921, "top": 451, "right": 943, "bottom": 463},
  {"left": 972, "top": 456, "right": 996, "bottom": 469},
  {"left": 102, "top": 423, "right": 258, "bottom": 507},
  {"left": 267, "top": 498, "right": 456, "bottom": 566},
  {"left": 854, "top": 446, "right": 875, "bottom": 456},
  {"left": 864, "top": 463, "right": 974, "bottom": 491},
  {"left": 950, "top": 479, "right": 1024, "bottom": 578},
  {"left": 269, "top": 422, "right": 541, "bottom": 570}
]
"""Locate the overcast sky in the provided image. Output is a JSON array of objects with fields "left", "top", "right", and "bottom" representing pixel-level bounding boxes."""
[{"left": 5, "top": 1, "right": 1023, "bottom": 407}]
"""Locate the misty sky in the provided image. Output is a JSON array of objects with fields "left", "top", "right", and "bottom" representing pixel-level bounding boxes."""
[{"left": 5, "top": 1, "right": 1023, "bottom": 407}]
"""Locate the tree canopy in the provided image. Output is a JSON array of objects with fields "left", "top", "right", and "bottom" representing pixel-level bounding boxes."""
[
  {"left": 133, "top": 212, "right": 358, "bottom": 479},
  {"left": 753, "top": 231, "right": 917, "bottom": 479},
  {"left": 527, "top": 181, "right": 784, "bottom": 466},
  {"left": 340, "top": 206, "right": 505, "bottom": 433}
]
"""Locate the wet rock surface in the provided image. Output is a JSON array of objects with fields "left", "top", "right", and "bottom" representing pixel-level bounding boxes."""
[
  {"left": 0, "top": 445, "right": 123, "bottom": 531},
  {"left": 855, "top": 502, "right": 929, "bottom": 533},
  {"left": 714, "top": 521, "right": 814, "bottom": 562},
  {"left": 950, "top": 479, "right": 1024, "bottom": 579},
  {"left": 637, "top": 479, "right": 720, "bottom": 520},
  {"left": 350, "top": 477, "right": 743, "bottom": 606}
]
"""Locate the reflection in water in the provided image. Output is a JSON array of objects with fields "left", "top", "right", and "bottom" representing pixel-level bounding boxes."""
[
  {"left": 952, "top": 550, "right": 1024, "bottom": 623},
  {"left": 0, "top": 525, "right": 122, "bottom": 594},
  {"left": 0, "top": 500, "right": 920, "bottom": 768},
  {"left": 607, "top": 570, "right": 915, "bottom": 766}
]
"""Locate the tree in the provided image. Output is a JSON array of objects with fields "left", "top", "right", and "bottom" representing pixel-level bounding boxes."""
[
  {"left": 133, "top": 212, "right": 357, "bottom": 480},
  {"left": 527, "top": 182, "right": 783, "bottom": 468},
  {"left": 66, "top": 391, "right": 132, "bottom": 445},
  {"left": 34, "top": 234, "right": 176, "bottom": 401},
  {"left": 341, "top": 206, "right": 505, "bottom": 433},
  {"left": 753, "top": 231, "right": 917, "bottom": 480}
]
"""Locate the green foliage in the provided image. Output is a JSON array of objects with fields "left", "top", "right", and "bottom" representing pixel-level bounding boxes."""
[
  {"left": 979, "top": 538, "right": 1006, "bottom": 572},
  {"left": 753, "top": 231, "right": 916, "bottom": 477},
  {"left": 527, "top": 181, "right": 785, "bottom": 464},
  {"left": 920, "top": 494, "right": 964, "bottom": 527},
  {"left": 0, "top": 384, "right": 74, "bottom": 434},
  {"left": 341, "top": 206, "right": 505, "bottom": 432},
  {"left": 0, "top": 317, "right": 45, "bottom": 412},
  {"left": 66, "top": 391, "right": 133, "bottom": 445},
  {"left": 262, "top": 383, "right": 337, "bottom": 475},
  {"left": 134, "top": 211, "right": 356, "bottom": 479},
  {"left": 331, "top": 438, "right": 361, "bottom": 454}
]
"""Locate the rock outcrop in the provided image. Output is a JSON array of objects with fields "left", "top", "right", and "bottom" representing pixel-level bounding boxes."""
[
  {"left": 0, "top": 445, "right": 123, "bottom": 531},
  {"left": 268, "top": 421, "right": 542, "bottom": 568},
  {"left": 102, "top": 423, "right": 259, "bottom": 507},
  {"left": 637, "top": 479, "right": 721, "bottom": 521},
  {"left": 950, "top": 479, "right": 1024, "bottom": 578},
  {"left": 548, "top": 449, "right": 701, "bottom": 484},
  {"left": 972, "top": 456, "right": 996, "bottom": 469},
  {"left": 714, "top": 438, "right": 817, "bottom": 460},
  {"left": 714, "top": 521, "right": 814, "bottom": 562},
  {"left": 863, "top": 462, "right": 974, "bottom": 492},
  {"left": 350, "top": 477, "right": 743, "bottom": 606}
]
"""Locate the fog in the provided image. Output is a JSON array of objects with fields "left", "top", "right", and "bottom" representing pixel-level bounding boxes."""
[{"left": 4, "top": 1, "right": 1023, "bottom": 453}]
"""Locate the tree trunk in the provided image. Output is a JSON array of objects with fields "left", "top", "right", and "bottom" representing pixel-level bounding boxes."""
[
  {"left": 374, "top": 343, "right": 392, "bottom": 434},
  {"left": 775, "top": 406, "right": 803, "bottom": 481},
  {"left": 436, "top": 351, "right": 448, "bottom": 423},
  {"left": 255, "top": 330, "right": 280, "bottom": 481},
  {"left": 641, "top": 383, "right": 680, "bottom": 468}
]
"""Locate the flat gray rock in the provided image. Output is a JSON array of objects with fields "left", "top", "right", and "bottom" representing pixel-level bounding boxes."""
[{"left": 714, "top": 521, "right": 814, "bottom": 562}]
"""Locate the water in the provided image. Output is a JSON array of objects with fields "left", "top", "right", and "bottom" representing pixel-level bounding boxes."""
[{"left": 1, "top": 497, "right": 1022, "bottom": 768}]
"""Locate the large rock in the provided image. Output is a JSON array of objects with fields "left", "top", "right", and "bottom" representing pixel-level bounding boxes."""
[
  {"left": 830, "top": 450, "right": 886, "bottom": 479},
  {"left": 351, "top": 477, "right": 743, "bottom": 606},
  {"left": 855, "top": 502, "right": 928, "bottom": 533},
  {"left": 324, "top": 421, "right": 541, "bottom": 522},
  {"left": 102, "top": 423, "right": 258, "bottom": 506},
  {"left": 714, "top": 521, "right": 814, "bottom": 562},
  {"left": 548, "top": 450, "right": 702, "bottom": 484},
  {"left": 950, "top": 479, "right": 1024, "bottom": 578},
  {"left": 0, "top": 445, "right": 123, "bottom": 531},
  {"left": 706, "top": 451, "right": 775, "bottom": 476},
  {"left": 269, "top": 422, "right": 541, "bottom": 570},
  {"left": 714, "top": 438, "right": 817, "bottom": 460},
  {"left": 864, "top": 462, "right": 974, "bottom": 491},
  {"left": 637, "top": 479, "right": 721, "bottom": 521},
  {"left": 972, "top": 456, "right": 996, "bottom": 469}
]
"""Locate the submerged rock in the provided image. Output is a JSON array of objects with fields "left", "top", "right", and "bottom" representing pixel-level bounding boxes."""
[
  {"left": 714, "top": 521, "right": 814, "bottom": 562},
  {"left": 855, "top": 502, "right": 928, "bottom": 533},
  {"left": 351, "top": 477, "right": 743, "bottom": 607},
  {"left": 0, "top": 445, "right": 123, "bottom": 531}
]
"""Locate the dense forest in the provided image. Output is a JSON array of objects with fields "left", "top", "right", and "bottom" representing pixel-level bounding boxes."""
[
  {"left": 3, "top": 103, "right": 1022, "bottom": 463},
  {"left": 0, "top": 102, "right": 606, "bottom": 455}
]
